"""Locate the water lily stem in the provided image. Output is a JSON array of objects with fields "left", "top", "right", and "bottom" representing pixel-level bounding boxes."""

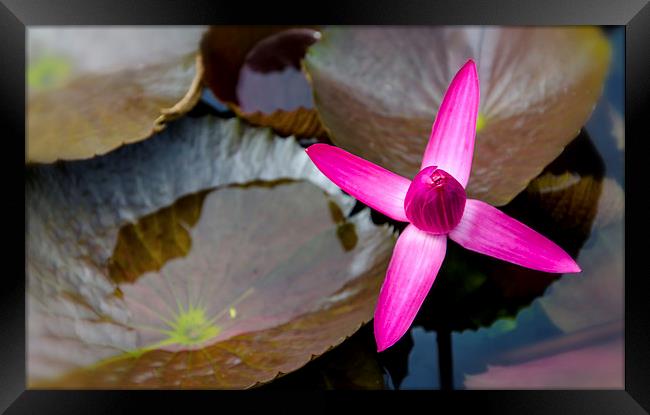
[{"left": 437, "top": 327, "right": 453, "bottom": 390}]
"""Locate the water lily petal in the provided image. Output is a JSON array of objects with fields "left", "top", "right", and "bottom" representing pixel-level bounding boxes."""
[
  {"left": 449, "top": 199, "right": 581, "bottom": 273},
  {"left": 374, "top": 225, "right": 447, "bottom": 351},
  {"left": 420, "top": 59, "right": 479, "bottom": 188},
  {"left": 306, "top": 143, "right": 411, "bottom": 222}
]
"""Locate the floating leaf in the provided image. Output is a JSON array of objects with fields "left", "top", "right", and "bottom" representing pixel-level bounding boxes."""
[
  {"left": 27, "top": 116, "right": 394, "bottom": 388},
  {"left": 305, "top": 27, "right": 611, "bottom": 205},
  {"left": 27, "top": 27, "right": 207, "bottom": 163},
  {"left": 262, "top": 324, "right": 385, "bottom": 389},
  {"left": 464, "top": 337, "right": 623, "bottom": 389},
  {"left": 201, "top": 26, "right": 327, "bottom": 138}
]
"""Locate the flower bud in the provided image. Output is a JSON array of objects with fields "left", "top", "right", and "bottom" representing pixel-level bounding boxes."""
[{"left": 404, "top": 166, "right": 466, "bottom": 234}]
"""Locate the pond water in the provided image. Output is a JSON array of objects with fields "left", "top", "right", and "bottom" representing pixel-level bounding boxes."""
[{"left": 260, "top": 27, "right": 625, "bottom": 390}]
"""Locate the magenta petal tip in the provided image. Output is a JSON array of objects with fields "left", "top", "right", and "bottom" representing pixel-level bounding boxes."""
[
  {"left": 419, "top": 57, "right": 480, "bottom": 188},
  {"left": 553, "top": 257, "right": 581, "bottom": 274},
  {"left": 567, "top": 261, "right": 582, "bottom": 274},
  {"left": 373, "top": 226, "right": 447, "bottom": 352},
  {"left": 449, "top": 199, "right": 584, "bottom": 274},
  {"left": 376, "top": 343, "right": 391, "bottom": 353},
  {"left": 463, "top": 58, "right": 477, "bottom": 69},
  {"left": 376, "top": 337, "right": 390, "bottom": 353},
  {"left": 304, "top": 143, "right": 325, "bottom": 154}
]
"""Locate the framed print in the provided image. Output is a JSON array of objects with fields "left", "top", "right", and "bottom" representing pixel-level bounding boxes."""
[{"left": 3, "top": 0, "right": 649, "bottom": 413}]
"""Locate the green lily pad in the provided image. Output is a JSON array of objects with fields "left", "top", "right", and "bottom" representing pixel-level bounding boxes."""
[
  {"left": 27, "top": 116, "right": 395, "bottom": 388},
  {"left": 304, "top": 27, "right": 611, "bottom": 205},
  {"left": 27, "top": 27, "right": 207, "bottom": 163}
]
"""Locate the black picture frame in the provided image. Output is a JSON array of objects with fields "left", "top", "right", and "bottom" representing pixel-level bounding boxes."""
[{"left": 4, "top": 0, "right": 649, "bottom": 413}]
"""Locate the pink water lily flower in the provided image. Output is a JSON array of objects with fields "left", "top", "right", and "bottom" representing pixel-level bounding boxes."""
[{"left": 306, "top": 59, "right": 581, "bottom": 352}]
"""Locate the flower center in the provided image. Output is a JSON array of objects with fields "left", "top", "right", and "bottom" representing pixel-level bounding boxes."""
[{"left": 404, "top": 166, "right": 466, "bottom": 234}]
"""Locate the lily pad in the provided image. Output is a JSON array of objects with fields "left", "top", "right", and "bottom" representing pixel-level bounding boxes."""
[
  {"left": 26, "top": 116, "right": 395, "bottom": 388},
  {"left": 200, "top": 26, "right": 327, "bottom": 139},
  {"left": 27, "top": 27, "right": 207, "bottom": 163},
  {"left": 304, "top": 27, "right": 611, "bottom": 205},
  {"left": 261, "top": 324, "right": 385, "bottom": 389}
]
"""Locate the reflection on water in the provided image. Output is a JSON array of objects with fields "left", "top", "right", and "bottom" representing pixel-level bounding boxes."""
[{"left": 261, "top": 27, "right": 624, "bottom": 390}]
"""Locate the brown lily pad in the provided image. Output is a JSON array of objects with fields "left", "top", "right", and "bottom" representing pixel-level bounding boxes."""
[
  {"left": 304, "top": 27, "right": 611, "bottom": 205},
  {"left": 26, "top": 116, "right": 394, "bottom": 388},
  {"left": 27, "top": 27, "right": 207, "bottom": 163},
  {"left": 200, "top": 26, "right": 327, "bottom": 139},
  {"left": 260, "top": 324, "right": 385, "bottom": 389}
]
